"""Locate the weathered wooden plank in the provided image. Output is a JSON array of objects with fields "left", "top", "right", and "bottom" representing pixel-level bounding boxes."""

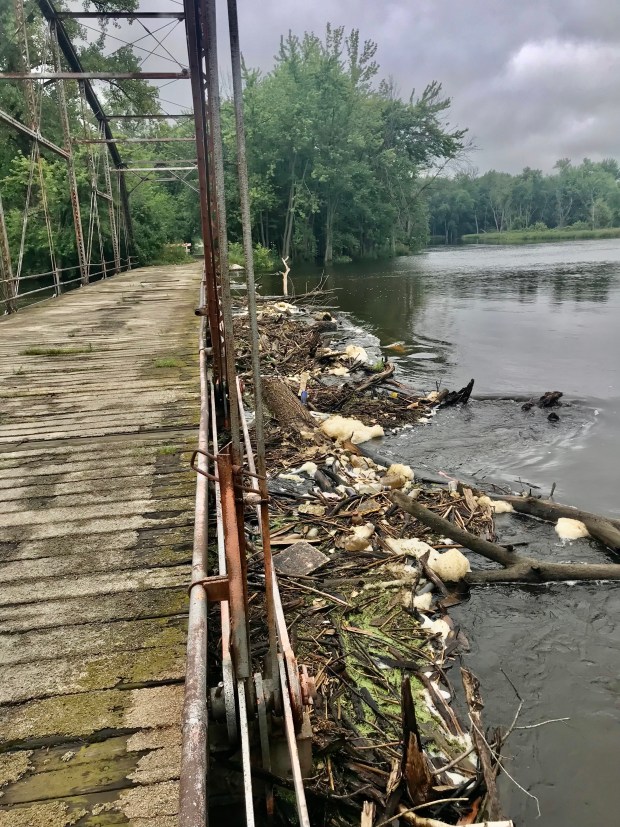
[
  {"left": 0, "top": 587, "right": 187, "bottom": 634},
  {"left": 0, "top": 616, "right": 188, "bottom": 666}
]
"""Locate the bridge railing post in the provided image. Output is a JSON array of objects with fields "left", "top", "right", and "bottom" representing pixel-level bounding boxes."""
[
  {"left": 0, "top": 194, "right": 16, "bottom": 314},
  {"left": 51, "top": 21, "right": 89, "bottom": 287}
]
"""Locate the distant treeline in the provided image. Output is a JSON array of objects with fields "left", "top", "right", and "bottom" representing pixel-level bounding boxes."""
[{"left": 427, "top": 159, "right": 620, "bottom": 244}]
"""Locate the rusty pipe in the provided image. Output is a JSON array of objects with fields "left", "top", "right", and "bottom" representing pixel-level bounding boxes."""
[{"left": 179, "top": 317, "right": 210, "bottom": 827}]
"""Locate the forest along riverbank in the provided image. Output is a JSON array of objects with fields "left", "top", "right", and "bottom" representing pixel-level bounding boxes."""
[
  {"left": 230, "top": 284, "right": 619, "bottom": 825},
  {"left": 256, "top": 239, "right": 620, "bottom": 827}
]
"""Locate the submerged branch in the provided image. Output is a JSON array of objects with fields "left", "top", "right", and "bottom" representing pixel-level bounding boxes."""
[
  {"left": 390, "top": 492, "right": 620, "bottom": 583},
  {"left": 501, "top": 495, "right": 620, "bottom": 554}
]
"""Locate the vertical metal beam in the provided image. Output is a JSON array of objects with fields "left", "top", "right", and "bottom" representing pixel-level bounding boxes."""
[
  {"left": 12, "top": 0, "right": 37, "bottom": 126},
  {"left": 227, "top": 0, "right": 267, "bottom": 474},
  {"left": 203, "top": 0, "right": 241, "bottom": 457},
  {"left": 183, "top": 0, "right": 224, "bottom": 381},
  {"left": 51, "top": 22, "right": 88, "bottom": 285},
  {"left": 36, "top": 0, "right": 135, "bottom": 257},
  {"left": 226, "top": 7, "right": 279, "bottom": 678},
  {"left": 14, "top": 0, "right": 61, "bottom": 296},
  {"left": 0, "top": 194, "right": 16, "bottom": 313},
  {"left": 101, "top": 133, "right": 121, "bottom": 274}
]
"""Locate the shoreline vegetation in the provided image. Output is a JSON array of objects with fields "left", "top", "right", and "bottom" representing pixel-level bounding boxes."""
[{"left": 461, "top": 226, "right": 620, "bottom": 244}]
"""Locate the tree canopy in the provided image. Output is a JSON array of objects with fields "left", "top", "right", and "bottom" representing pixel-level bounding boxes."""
[
  {"left": 0, "top": 8, "right": 467, "bottom": 280},
  {"left": 228, "top": 27, "right": 466, "bottom": 263}
]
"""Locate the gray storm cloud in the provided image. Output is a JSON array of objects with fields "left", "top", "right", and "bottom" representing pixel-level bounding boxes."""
[{"left": 124, "top": 0, "right": 620, "bottom": 173}]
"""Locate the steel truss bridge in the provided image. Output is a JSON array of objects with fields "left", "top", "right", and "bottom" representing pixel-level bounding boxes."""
[{"left": 0, "top": 2, "right": 313, "bottom": 826}]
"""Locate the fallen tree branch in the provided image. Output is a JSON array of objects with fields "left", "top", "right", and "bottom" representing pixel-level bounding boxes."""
[
  {"left": 502, "top": 495, "right": 620, "bottom": 554},
  {"left": 390, "top": 493, "right": 620, "bottom": 583},
  {"left": 355, "top": 362, "right": 395, "bottom": 393},
  {"left": 390, "top": 493, "right": 515, "bottom": 567},
  {"left": 396, "top": 805, "right": 513, "bottom": 827},
  {"left": 440, "top": 378, "right": 474, "bottom": 407}
]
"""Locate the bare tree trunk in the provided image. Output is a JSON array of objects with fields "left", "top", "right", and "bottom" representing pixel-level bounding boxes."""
[
  {"left": 282, "top": 178, "right": 295, "bottom": 261},
  {"left": 324, "top": 199, "right": 335, "bottom": 265},
  {"left": 261, "top": 376, "right": 316, "bottom": 433},
  {"left": 279, "top": 256, "right": 290, "bottom": 297},
  {"left": 501, "top": 495, "right": 620, "bottom": 553}
]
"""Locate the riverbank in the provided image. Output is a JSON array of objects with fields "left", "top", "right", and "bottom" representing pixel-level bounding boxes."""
[
  {"left": 254, "top": 243, "right": 620, "bottom": 825},
  {"left": 462, "top": 227, "right": 620, "bottom": 244}
]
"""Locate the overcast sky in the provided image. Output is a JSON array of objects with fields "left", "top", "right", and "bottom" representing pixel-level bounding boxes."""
[{"left": 116, "top": 0, "right": 620, "bottom": 173}]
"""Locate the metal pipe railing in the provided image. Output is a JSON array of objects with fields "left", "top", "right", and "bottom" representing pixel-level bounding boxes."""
[
  {"left": 178, "top": 289, "right": 210, "bottom": 827},
  {"left": 1, "top": 260, "right": 134, "bottom": 311}
]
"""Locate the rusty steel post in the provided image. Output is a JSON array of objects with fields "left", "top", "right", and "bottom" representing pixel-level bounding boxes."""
[
  {"left": 0, "top": 194, "right": 16, "bottom": 314},
  {"left": 216, "top": 448, "right": 251, "bottom": 679},
  {"left": 184, "top": 0, "right": 224, "bottom": 383},
  {"left": 227, "top": 3, "right": 279, "bottom": 689},
  {"left": 101, "top": 131, "right": 121, "bottom": 274},
  {"left": 51, "top": 22, "right": 89, "bottom": 286},
  {"left": 203, "top": 0, "right": 242, "bottom": 458},
  {"left": 209, "top": 380, "right": 238, "bottom": 745}
]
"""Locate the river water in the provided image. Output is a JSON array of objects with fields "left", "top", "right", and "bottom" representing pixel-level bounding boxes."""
[{"left": 263, "top": 240, "right": 620, "bottom": 826}]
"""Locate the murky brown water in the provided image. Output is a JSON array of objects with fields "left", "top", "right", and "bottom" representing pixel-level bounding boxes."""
[{"left": 263, "top": 239, "right": 620, "bottom": 826}]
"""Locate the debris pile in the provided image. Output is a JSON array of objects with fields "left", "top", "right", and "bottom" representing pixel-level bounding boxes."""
[
  {"left": 242, "top": 452, "right": 510, "bottom": 824},
  {"left": 227, "top": 296, "right": 521, "bottom": 823},
  {"left": 218, "top": 293, "right": 618, "bottom": 824}
]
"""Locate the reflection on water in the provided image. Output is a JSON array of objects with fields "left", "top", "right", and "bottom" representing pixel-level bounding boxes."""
[
  {"left": 261, "top": 239, "right": 620, "bottom": 512},
  {"left": 261, "top": 239, "right": 620, "bottom": 399},
  {"left": 261, "top": 239, "right": 620, "bottom": 827}
]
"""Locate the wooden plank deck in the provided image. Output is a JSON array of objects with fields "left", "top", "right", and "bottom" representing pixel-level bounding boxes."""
[{"left": 0, "top": 264, "right": 203, "bottom": 826}]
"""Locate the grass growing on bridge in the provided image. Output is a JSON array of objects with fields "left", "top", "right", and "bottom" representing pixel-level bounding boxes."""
[{"left": 153, "top": 357, "right": 184, "bottom": 368}]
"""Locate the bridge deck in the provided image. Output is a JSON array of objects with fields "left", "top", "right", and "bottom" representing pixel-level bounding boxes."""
[{"left": 0, "top": 264, "right": 202, "bottom": 826}]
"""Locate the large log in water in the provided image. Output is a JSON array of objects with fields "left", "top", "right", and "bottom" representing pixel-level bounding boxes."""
[
  {"left": 390, "top": 493, "right": 620, "bottom": 584},
  {"left": 501, "top": 495, "right": 620, "bottom": 554}
]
